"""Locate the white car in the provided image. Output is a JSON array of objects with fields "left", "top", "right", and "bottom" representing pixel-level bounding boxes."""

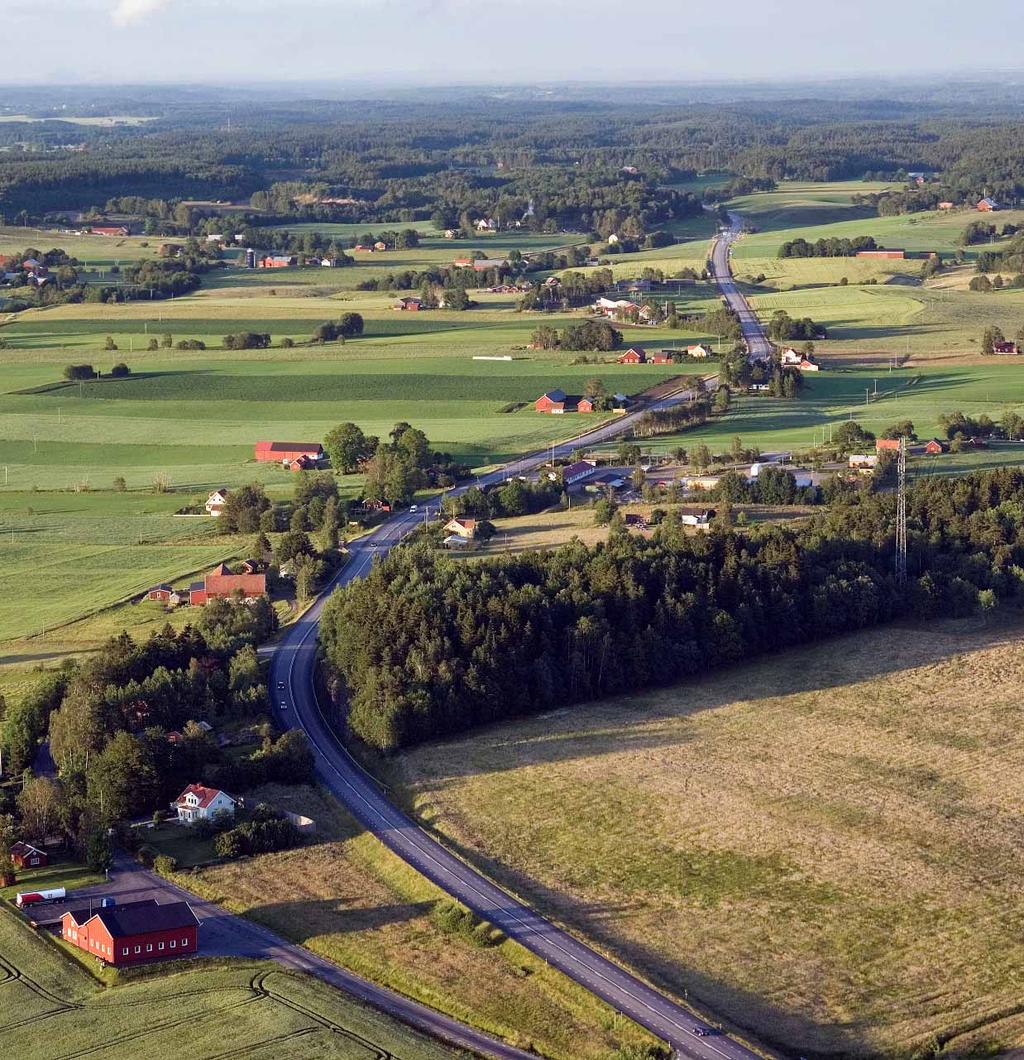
[
  {"left": 409, "top": 505, "right": 418, "bottom": 513},
  {"left": 279, "top": 700, "right": 289, "bottom": 711}
]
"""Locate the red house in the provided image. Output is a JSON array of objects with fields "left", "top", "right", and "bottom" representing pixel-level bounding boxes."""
[
  {"left": 576, "top": 397, "right": 595, "bottom": 413},
  {"left": 145, "top": 584, "right": 176, "bottom": 603},
  {"left": 617, "top": 347, "right": 647, "bottom": 364},
  {"left": 10, "top": 841, "right": 48, "bottom": 870},
  {"left": 875, "top": 438, "right": 902, "bottom": 452},
  {"left": 61, "top": 899, "right": 199, "bottom": 966},
  {"left": 923, "top": 438, "right": 948, "bottom": 455},
  {"left": 189, "top": 564, "right": 266, "bottom": 606},
  {"left": 535, "top": 389, "right": 567, "bottom": 413},
  {"left": 254, "top": 441, "right": 323, "bottom": 464}
]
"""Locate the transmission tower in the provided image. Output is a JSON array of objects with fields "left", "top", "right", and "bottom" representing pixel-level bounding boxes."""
[{"left": 895, "top": 437, "right": 907, "bottom": 586}]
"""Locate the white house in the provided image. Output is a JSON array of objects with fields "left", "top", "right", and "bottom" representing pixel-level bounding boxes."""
[
  {"left": 687, "top": 344, "right": 712, "bottom": 359},
  {"left": 780, "top": 348, "right": 802, "bottom": 366},
  {"left": 443, "top": 517, "right": 477, "bottom": 540},
  {"left": 562, "top": 459, "right": 598, "bottom": 487},
  {"left": 205, "top": 489, "right": 229, "bottom": 517},
  {"left": 173, "top": 784, "right": 237, "bottom": 824}
]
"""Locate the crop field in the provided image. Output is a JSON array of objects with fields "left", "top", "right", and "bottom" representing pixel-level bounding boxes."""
[
  {"left": 0, "top": 225, "right": 162, "bottom": 268},
  {"left": 394, "top": 617, "right": 1024, "bottom": 1059},
  {"left": 0, "top": 902, "right": 462, "bottom": 1059},
  {"left": 191, "top": 783, "right": 657, "bottom": 1060}
]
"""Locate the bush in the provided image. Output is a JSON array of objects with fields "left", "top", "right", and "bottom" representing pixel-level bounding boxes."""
[
  {"left": 63, "top": 363, "right": 96, "bottom": 381},
  {"left": 110, "top": 362, "right": 131, "bottom": 378},
  {"left": 153, "top": 854, "right": 178, "bottom": 876},
  {"left": 137, "top": 844, "right": 158, "bottom": 867},
  {"left": 176, "top": 339, "right": 206, "bottom": 350}
]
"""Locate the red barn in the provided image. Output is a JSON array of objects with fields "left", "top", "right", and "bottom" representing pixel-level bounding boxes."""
[
  {"left": 875, "top": 438, "right": 902, "bottom": 452},
  {"left": 90, "top": 225, "right": 130, "bottom": 237},
  {"left": 10, "top": 842, "right": 48, "bottom": 870},
  {"left": 254, "top": 441, "right": 323, "bottom": 464},
  {"left": 576, "top": 397, "right": 595, "bottom": 413},
  {"left": 535, "top": 389, "right": 567, "bottom": 413},
  {"left": 617, "top": 347, "right": 647, "bottom": 364},
  {"left": 61, "top": 899, "right": 199, "bottom": 966},
  {"left": 259, "top": 255, "right": 296, "bottom": 268},
  {"left": 924, "top": 438, "right": 948, "bottom": 455},
  {"left": 145, "top": 584, "right": 176, "bottom": 603},
  {"left": 190, "top": 563, "right": 265, "bottom": 606}
]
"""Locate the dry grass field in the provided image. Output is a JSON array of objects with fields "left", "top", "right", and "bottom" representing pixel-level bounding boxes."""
[
  {"left": 190, "top": 783, "right": 658, "bottom": 1060},
  {"left": 394, "top": 617, "right": 1024, "bottom": 1059}
]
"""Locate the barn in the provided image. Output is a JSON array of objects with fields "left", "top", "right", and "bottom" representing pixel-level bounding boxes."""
[
  {"left": 146, "top": 584, "right": 176, "bottom": 603},
  {"left": 61, "top": 899, "right": 199, "bottom": 965},
  {"left": 535, "top": 389, "right": 567, "bottom": 413},
  {"left": 190, "top": 563, "right": 266, "bottom": 606},
  {"left": 254, "top": 441, "right": 323, "bottom": 464},
  {"left": 90, "top": 225, "right": 131, "bottom": 237},
  {"left": 617, "top": 347, "right": 647, "bottom": 364}
]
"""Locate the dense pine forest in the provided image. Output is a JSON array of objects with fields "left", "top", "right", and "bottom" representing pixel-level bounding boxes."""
[{"left": 321, "top": 469, "right": 1024, "bottom": 751}]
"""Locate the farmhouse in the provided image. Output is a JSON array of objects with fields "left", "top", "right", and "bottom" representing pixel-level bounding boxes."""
[
  {"left": 174, "top": 783, "right": 237, "bottom": 823},
  {"left": 10, "top": 841, "right": 47, "bottom": 870},
  {"left": 781, "top": 348, "right": 802, "bottom": 366},
  {"left": 62, "top": 899, "right": 199, "bottom": 965},
  {"left": 443, "top": 518, "right": 477, "bottom": 540},
  {"left": 798, "top": 357, "right": 820, "bottom": 372},
  {"left": 145, "top": 584, "right": 180, "bottom": 604},
  {"left": 373, "top": 241, "right": 387, "bottom": 251},
  {"left": 189, "top": 564, "right": 266, "bottom": 605},
  {"left": 687, "top": 344, "right": 712, "bottom": 359},
  {"left": 848, "top": 454, "right": 878, "bottom": 470},
  {"left": 254, "top": 441, "right": 323, "bottom": 464},
  {"left": 259, "top": 255, "right": 296, "bottom": 268},
  {"left": 394, "top": 297, "right": 422, "bottom": 311},
  {"left": 535, "top": 389, "right": 567, "bottom": 413},
  {"left": 563, "top": 459, "right": 598, "bottom": 486},
  {"left": 993, "top": 341, "right": 1020, "bottom": 355},
  {"left": 205, "top": 488, "right": 229, "bottom": 516},
  {"left": 618, "top": 347, "right": 647, "bottom": 364},
  {"left": 876, "top": 438, "right": 902, "bottom": 452},
  {"left": 287, "top": 455, "right": 314, "bottom": 472},
  {"left": 977, "top": 197, "right": 1000, "bottom": 212},
  {"left": 90, "top": 225, "right": 130, "bottom": 237}
]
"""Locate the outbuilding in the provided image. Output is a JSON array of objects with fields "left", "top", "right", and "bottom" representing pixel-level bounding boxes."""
[
  {"left": 62, "top": 899, "right": 199, "bottom": 965},
  {"left": 10, "top": 842, "right": 48, "bottom": 870}
]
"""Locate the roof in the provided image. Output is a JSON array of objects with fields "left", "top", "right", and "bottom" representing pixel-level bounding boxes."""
[
  {"left": 10, "top": 841, "right": 44, "bottom": 859},
  {"left": 175, "top": 783, "right": 235, "bottom": 809},
  {"left": 189, "top": 581, "right": 205, "bottom": 593},
  {"left": 205, "top": 571, "right": 266, "bottom": 596},
  {"left": 446, "top": 518, "right": 477, "bottom": 530},
  {"left": 148, "top": 583, "right": 174, "bottom": 594},
  {"left": 65, "top": 899, "right": 199, "bottom": 938},
  {"left": 255, "top": 441, "right": 323, "bottom": 455},
  {"left": 564, "top": 459, "right": 597, "bottom": 479},
  {"left": 540, "top": 389, "right": 567, "bottom": 402}
]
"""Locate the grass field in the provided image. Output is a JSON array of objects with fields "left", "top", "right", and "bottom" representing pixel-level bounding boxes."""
[
  {"left": 393, "top": 617, "right": 1024, "bottom": 1059},
  {"left": 0, "top": 900, "right": 463, "bottom": 1059},
  {"left": 189, "top": 783, "right": 658, "bottom": 1060}
]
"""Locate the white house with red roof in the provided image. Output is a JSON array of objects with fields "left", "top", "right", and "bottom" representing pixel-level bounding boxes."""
[{"left": 173, "top": 784, "right": 237, "bottom": 824}]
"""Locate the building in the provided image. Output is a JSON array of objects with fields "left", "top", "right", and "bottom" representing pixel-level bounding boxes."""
[
  {"left": 10, "top": 842, "right": 48, "bottom": 870},
  {"left": 394, "top": 297, "right": 422, "bottom": 311},
  {"left": 848, "top": 454, "right": 878, "bottom": 470},
  {"left": 617, "top": 347, "right": 647, "bottom": 365},
  {"left": 61, "top": 899, "right": 199, "bottom": 966},
  {"left": 145, "top": 584, "right": 179, "bottom": 604},
  {"left": 780, "top": 348, "right": 802, "bottom": 366},
  {"left": 535, "top": 389, "right": 567, "bottom": 413},
  {"left": 189, "top": 563, "right": 266, "bottom": 606},
  {"left": 923, "top": 438, "right": 948, "bottom": 455},
  {"left": 443, "top": 518, "right": 477, "bottom": 540},
  {"left": 680, "top": 509, "right": 716, "bottom": 527},
  {"left": 687, "top": 344, "right": 712, "bottom": 359},
  {"left": 993, "top": 341, "right": 1020, "bottom": 355},
  {"left": 562, "top": 459, "right": 598, "bottom": 487},
  {"left": 855, "top": 249, "right": 905, "bottom": 259},
  {"left": 875, "top": 438, "right": 902, "bottom": 452},
  {"left": 259, "top": 255, "right": 296, "bottom": 268},
  {"left": 576, "top": 397, "right": 595, "bottom": 413},
  {"left": 173, "top": 783, "right": 237, "bottom": 824},
  {"left": 373, "top": 241, "right": 387, "bottom": 252},
  {"left": 90, "top": 225, "right": 130, "bottom": 237},
  {"left": 205, "top": 488, "right": 229, "bottom": 517},
  {"left": 938, "top": 201, "right": 955, "bottom": 210},
  {"left": 254, "top": 441, "right": 323, "bottom": 464},
  {"left": 798, "top": 357, "right": 820, "bottom": 372},
  {"left": 977, "top": 198, "right": 1000, "bottom": 212}
]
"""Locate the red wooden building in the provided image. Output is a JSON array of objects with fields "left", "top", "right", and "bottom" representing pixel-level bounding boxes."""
[
  {"left": 576, "top": 397, "right": 595, "bottom": 413},
  {"left": 62, "top": 899, "right": 199, "bottom": 965},
  {"left": 10, "top": 842, "right": 48, "bottom": 870},
  {"left": 875, "top": 438, "right": 902, "bottom": 452},
  {"left": 923, "top": 438, "right": 948, "bottom": 455},
  {"left": 90, "top": 225, "right": 130, "bottom": 237},
  {"left": 254, "top": 441, "right": 323, "bottom": 464},
  {"left": 189, "top": 563, "right": 266, "bottom": 606},
  {"left": 534, "top": 389, "right": 567, "bottom": 413},
  {"left": 617, "top": 347, "right": 647, "bottom": 364}
]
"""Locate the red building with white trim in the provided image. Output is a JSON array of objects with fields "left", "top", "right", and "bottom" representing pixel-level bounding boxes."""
[
  {"left": 254, "top": 441, "right": 324, "bottom": 464},
  {"left": 61, "top": 899, "right": 199, "bottom": 965}
]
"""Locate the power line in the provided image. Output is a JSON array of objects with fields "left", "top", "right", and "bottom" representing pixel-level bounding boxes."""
[{"left": 896, "top": 437, "right": 907, "bottom": 586}]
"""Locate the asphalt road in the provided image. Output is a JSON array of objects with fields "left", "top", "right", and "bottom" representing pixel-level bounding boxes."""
[
  {"left": 710, "top": 213, "right": 773, "bottom": 362},
  {"left": 36, "top": 855, "right": 538, "bottom": 1060},
  {"left": 271, "top": 378, "right": 766, "bottom": 1060}
]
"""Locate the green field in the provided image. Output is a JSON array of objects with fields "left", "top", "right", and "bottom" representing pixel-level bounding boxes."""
[{"left": 0, "top": 902, "right": 461, "bottom": 1059}]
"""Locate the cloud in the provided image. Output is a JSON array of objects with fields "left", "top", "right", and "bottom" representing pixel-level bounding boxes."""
[{"left": 111, "top": 0, "right": 171, "bottom": 26}]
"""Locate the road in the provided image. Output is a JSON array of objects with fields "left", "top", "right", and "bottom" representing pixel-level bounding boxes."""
[
  {"left": 710, "top": 212, "right": 773, "bottom": 362},
  {"left": 271, "top": 375, "right": 766, "bottom": 1060},
  {"left": 35, "top": 855, "right": 539, "bottom": 1060}
]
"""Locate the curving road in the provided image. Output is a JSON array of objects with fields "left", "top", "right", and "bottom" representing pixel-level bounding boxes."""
[
  {"left": 271, "top": 367, "right": 767, "bottom": 1060},
  {"left": 710, "top": 212, "right": 772, "bottom": 362}
]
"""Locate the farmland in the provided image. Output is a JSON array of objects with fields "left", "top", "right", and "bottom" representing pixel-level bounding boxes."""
[
  {"left": 393, "top": 617, "right": 1024, "bottom": 1059},
  {"left": 0, "top": 901, "right": 462, "bottom": 1059}
]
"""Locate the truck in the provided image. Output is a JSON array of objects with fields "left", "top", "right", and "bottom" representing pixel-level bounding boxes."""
[{"left": 15, "top": 887, "right": 66, "bottom": 908}]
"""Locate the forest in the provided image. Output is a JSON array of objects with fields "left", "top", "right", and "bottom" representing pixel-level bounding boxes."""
[{"left": 320, "top": 468, "right": 1024, "bottom": 751}]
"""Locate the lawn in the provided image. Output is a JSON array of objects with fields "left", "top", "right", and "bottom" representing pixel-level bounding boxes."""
[
  {"left": 393, "top": 617, "right": 1024, "bottom": 1059},
  {"left": 0, "top": 900, "right": 463, "bottom": 1059},
  {"left": 188, "top": 783, "right": 659, "bottom": 1060}
]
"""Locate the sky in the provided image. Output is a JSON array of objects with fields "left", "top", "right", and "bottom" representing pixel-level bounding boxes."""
[{"left": 7, "top": 0, "right": 1024, "bottom": 86}]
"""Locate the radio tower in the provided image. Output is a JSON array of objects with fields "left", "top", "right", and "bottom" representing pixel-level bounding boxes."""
[{"left": 895, "top": 437, "right": 907, "bottom": 585}]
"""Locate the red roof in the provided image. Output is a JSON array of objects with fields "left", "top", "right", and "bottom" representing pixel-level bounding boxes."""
[
  {"left": 174, "top": 783, "right": 231, "bottom": 809},
  {"left": 204, "top": 570, "right": 266, "bottom": 597},
  {"left": 254, "top": 441, "right": 322, "bottom": 456}
]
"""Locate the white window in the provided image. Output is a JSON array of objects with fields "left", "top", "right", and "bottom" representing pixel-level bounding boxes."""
[
  {"left": 169, "top": 940, "right": 176, "bottom": 949},
  {"left": 158, "top": 942, "right": 164, "bottom": 950},
  {"left": 181, "top": 937, "right": 189, "bottom": 947},
  {"left": 134, "top": 945, "right": 141, "bottom": 954},
  {"left": 146, "top": 944, "right": 153, "bottom": 952},
  {"left": 122, "top": 948, "right": 128, "bottom": 956}
]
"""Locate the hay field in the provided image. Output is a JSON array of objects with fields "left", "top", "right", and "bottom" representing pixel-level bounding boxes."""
[{"left": 394, "top": 618, "right": 1024, "bottom": 1058}]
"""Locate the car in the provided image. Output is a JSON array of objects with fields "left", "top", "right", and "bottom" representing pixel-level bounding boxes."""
[
  {"left": 409, "top": 504, "right": 418, "bottom": 512},
  {"left": 692, "top": 1027, "right": 709, "bottom": 1037},
  {"left": 277, "top": 681, "right": 285, "bottom": 690},
  {"left": 279, "top": 700, "right": 289, "bottom": 710}
]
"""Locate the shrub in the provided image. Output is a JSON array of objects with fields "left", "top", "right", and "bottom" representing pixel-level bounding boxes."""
[
  {"left": 110, "top": 362, "right": 131, "bottom": 377},
  {"left": 63, "top": 363, "right": 96, "bottom": 381},
  {"left": 153, "top": 854, "right": 178, "bottom": 876}
]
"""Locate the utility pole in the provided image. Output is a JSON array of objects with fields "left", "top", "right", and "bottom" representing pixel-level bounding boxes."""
[{"left": 895, "top": 437, "right": 907, "bottom": 587}]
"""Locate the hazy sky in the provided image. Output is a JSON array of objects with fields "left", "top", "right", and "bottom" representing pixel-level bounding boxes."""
[{"left": 8, "top": 0, "right": 1024, "bottom": 85}]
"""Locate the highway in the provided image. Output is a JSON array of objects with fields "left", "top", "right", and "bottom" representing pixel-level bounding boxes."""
[
  {"left": 710, "top": 212, "right": 773, "bottom": 361},
  {"left": 271, "top": 296, "right": 767, "bottom": 1058}
]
